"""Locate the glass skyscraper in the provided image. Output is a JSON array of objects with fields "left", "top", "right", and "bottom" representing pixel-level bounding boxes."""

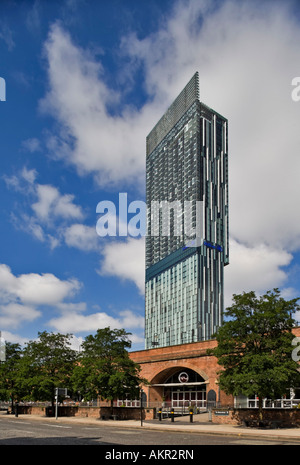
[{"left": 145, "top": 72, "right": 229, "bottom": 349}]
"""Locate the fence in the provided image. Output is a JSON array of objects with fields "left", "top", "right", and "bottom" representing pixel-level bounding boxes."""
[
  {"left": 0, "top": 400, "right": 99, "bottom": 410},
  {"left": 247, "top": 398, "right": 300, "bottom": 409}
]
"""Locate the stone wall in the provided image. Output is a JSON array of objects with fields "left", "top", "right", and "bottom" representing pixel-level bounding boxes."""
[
  {"left": 99, "top": 407, "right": 156, "bottom": 421},
  {"left": 15, "top": 405, "right": 156, "bottom": 420},
  {"left": 212, "top": 408, "right": 300, "bottom": 427}
]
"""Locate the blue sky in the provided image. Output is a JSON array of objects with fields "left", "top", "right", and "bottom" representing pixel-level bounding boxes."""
[{"left": 1, "top": 0, "right": 300, "bottom": 351}]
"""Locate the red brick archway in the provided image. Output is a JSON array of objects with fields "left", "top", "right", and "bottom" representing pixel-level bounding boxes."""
[
  {"left": 150, "top": 364, "right": 209, "bottom": 385},
  {"left": 130, "top": 339, "right": 233, "bottom": 407}
]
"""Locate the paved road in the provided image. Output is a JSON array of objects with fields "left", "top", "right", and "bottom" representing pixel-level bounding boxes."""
[{"left": 0, "top": 415, "right": 298, "bottom": 446}]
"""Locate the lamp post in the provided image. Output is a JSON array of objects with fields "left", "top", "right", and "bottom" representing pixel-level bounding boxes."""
[
  {"left": 55, "top": 387, "right": 58, "bottom": 420},
  {"left": 140, "top": 389, "right": 144, "bottom": 427}
]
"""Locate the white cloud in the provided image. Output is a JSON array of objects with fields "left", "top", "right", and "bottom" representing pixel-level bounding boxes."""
[
  {"left": 0, "top": 330, "right": 30, "bottom": 347},
  {"left": 10, "top": 212, "right": 60, "bottom": 250},
  {"left": 5, "top": 168, "right": 84, "bottom": 224},
  {"left": 25, "top": 0, "right": 41, "bottom": 34},
  {"left": 0, "top": 263, "right": 144, "bottom": 339},
  {"left": 0, "top": 263, "right": 81, "bottom": 307},
  {"left": 69, "top": 334, "right": 84, "bottom": 352},
  {"left": 47, "top": 302, "right": 144, "bottom": 345},
  {"left": 32, "top": 183, "right": 83, "bottom": 223},
  {"left": 56, "top": 301, "right": 87, "bottom": 312},
  {"left": 99, "top": 237, "right": 145, "bottom": 294},
  {"left": 21, "top": 167, "right": 38, "bottom": 184},
  {"left": 4, "top": 167, "right": 84, "bottom": 248},
  {"left": 0, "top": 263, "right": 82, "bottom": 331},
  {"left": 15, "top": 273, "right": 81, "bottom": 306},
  {"left": 48, "top": 309, "right": 144, "bottom": 334},
  {"left": 64, "top": 223, "right": 99, "bottom": 251},
  {"left": 3, "top": 167, "right": 37, "bottom": 193},
  {"left": 22, "top": 138, "right": 41, "bottom": 153},
  {"left": 118, "top": 309, "right": 144, "bottom": 330},
  {"left": 0, "top": 303, "right": 40, "bottom": 329},
  {"left": 40, "top": 23, "right": 158, "bottom": 189},
  {"left": 224, "top": 239, "right": 293, "bottom": 307},
  {"left": 0, "top": 22, "right": 15, "bottom": 51}
]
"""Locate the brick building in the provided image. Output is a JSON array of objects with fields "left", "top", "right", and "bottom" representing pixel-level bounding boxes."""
[
  {"left": 130, "top": 327, "right": 300, "bottom": 410},
  {"left": 130, "top": 338, "right": 232, "bottom": 409}
]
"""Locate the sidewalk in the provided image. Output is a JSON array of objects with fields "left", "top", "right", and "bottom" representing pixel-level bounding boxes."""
[{"left": 6, "top": 412, "right": 300, "bottom": 442}]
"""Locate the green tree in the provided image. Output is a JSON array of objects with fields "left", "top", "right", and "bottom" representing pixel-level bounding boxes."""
[
  {"left": 71, "top": 327, "right": 145, "bottom": 412},
  {"left": 0, "top": 342, "right": 22, "bottom": 411},
  {"left": 209, "top": 289, "right": 300, "bottom": 421},
  {"left": 16, "top": 331, "right": 77, "bottom": 406}
]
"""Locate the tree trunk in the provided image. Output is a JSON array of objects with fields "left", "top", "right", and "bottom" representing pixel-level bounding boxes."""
[
  {"left": 258, "top": 397, "right": 263, "bottom": 422},
  {"left": 110, "top": 398, "right": 114, "bottom": 416}
]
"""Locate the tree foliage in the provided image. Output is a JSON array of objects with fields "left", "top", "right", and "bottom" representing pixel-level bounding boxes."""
[
  {"left": 15, "top": 331, "right": 77, "bottom": 406},
  {"left": 0, "top": 342, "right": 22, "bottom": 408},
  {"left": 209, "top": 289, "right": 300, "bottom": 418},
  {"left": 71, "top": 327, "right": 145, "bottom": 408},
  {"left": 0, "top": 328, "right": 144, "bottom": 408}
]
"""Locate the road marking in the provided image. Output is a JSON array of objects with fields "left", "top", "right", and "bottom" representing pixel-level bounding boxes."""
[
  {"left": 18, "top": 430, "right": 35, "bottom": 435},
  {"left": 41, "top": 424, "right": 72, "bottom": 428},
  {"left": 229, "top": 439, "right": 277, "bottom": 445},
  {"left": 10, "top": 420, "right": 32, "bottom": 425},
  {"left": 113, "top": 430, "right": 140, "bottom": 435}
]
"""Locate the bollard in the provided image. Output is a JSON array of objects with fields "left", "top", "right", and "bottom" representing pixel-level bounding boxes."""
[
  {"left": 189, "top": 408, "right": 193, "bottom": 423},
  {"left": 158, "top": 409, "right": 162, "bottom": 421},
  {"left": 170, "top": 409, "right": 175, "bottom": 422}
]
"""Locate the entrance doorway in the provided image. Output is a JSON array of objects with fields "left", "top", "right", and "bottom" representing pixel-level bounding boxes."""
[
  {"left": 156, "top": 368, "right": 207, "bottom": 413},
  {"left": 172, "top": 389, "right": 206, "bottom": 409}
]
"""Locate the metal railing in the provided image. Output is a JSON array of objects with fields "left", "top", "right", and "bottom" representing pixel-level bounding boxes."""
[
  {"left": 115, "top": 399, "right": 141, "bottom": 408},
  {"left": 246, "top": 398, "right": 300, "bottom": 409},
  {"left": 0, "top": 400, "right": 99, "bottom": 408}
]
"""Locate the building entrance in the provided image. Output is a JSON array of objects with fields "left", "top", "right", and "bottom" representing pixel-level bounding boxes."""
[
  {"left": 153, "top": 368, "right": 207, "bottom": 413},
  {"left": 171, "top": 389, "right": 206, "bottom": 410}
]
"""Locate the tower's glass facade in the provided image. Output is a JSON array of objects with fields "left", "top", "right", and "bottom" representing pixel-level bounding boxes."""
[{"left": 145, "top": 72, "right": 229, "bottom": 349}]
